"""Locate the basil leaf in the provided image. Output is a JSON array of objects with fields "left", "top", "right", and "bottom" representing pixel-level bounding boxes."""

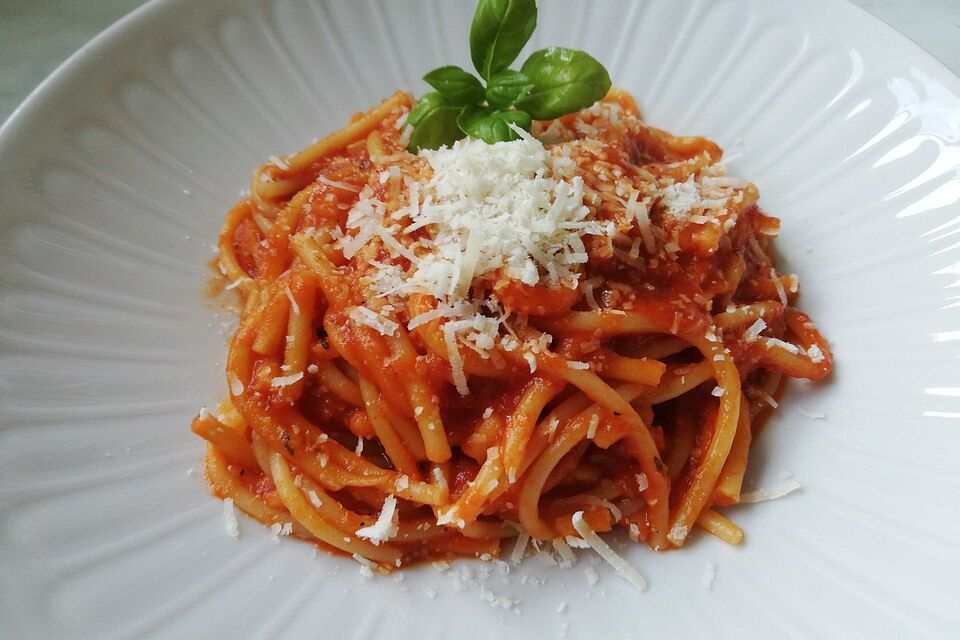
[
  {"left": 406, "top": 92, "right": 464, "bottom": 152},
  {"left": 485, "top": 69, "right": 535, "bottom": 109},
  {"left": 457, "top": 105, "right": 532, "bottom": 144},
  {"left": 423, "top": 66, "right": 486, "bottom": 106},
  {"left": 516, "top": 47, "right": 612, "bottom": 120},
  {"left": 405, "top": 91, "right": 446, "bottom": 129},
  {"left": 469, "top": 0, "right": 537, "bottom": 80}
]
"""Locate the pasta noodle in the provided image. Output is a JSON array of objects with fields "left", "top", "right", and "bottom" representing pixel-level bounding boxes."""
[{"left": 192, "top": 89, "right": 832, "bottom": 572}]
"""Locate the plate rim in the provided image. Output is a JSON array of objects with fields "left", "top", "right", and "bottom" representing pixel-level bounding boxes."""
[
  {"left": 3, "top": 0, "right": 960, "bottom": 149},
  {"left": 2, "top": 0, "right": 960, "bottom": 638}
]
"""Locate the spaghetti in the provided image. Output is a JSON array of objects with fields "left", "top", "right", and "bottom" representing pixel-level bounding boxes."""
[{"left": 192, "top": 89, "right": 832, "bottom": 573}]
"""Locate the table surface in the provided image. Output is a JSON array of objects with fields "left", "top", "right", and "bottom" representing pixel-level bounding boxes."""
[{"left": 2, "top": 0, "right": 959, "bottom": 123}]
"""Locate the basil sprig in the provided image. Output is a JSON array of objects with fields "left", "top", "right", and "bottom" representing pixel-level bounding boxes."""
[{"left": 406, "top": 0, "right": 612, "bottom": 151}]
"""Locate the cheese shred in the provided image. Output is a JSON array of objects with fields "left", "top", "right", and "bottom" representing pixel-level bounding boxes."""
[{"left": 571, "top": 511, "right": 647, "bottom": 591}]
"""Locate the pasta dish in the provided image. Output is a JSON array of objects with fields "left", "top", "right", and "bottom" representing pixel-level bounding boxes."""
[{"left": 191, "top": 89, "right": 833, "bottom": 578}]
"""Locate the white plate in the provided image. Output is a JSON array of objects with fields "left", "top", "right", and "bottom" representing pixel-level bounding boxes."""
[{"left": 2, "top": 0, "right": 959, "bottom": 637}]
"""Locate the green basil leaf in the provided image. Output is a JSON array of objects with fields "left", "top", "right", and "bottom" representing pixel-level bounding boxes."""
[
  {"left": 469, "top": 0, "right": 537, "bottom": 80},
  {"left": 407, "top": 96, "right": 464, "bottom": 152},
  {"left": 457, "top": 105, "right": 532, "bottom": 144},
  {"left": 423, "top": 66, "right": 486, "bottom": 106},
  {"left": 515, "top": 47, "right": 611, "bottom": 120},
  {"left": 485, "top": 69, "right": 535, "bottom": 109},
  {"left": 405, "top": 91, "right": 447, "bottom": 129}
]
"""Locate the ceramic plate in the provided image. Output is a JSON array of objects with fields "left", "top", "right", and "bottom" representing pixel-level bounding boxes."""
[{"left": 2, "top": 0, "right": 959, "bottom": 637}]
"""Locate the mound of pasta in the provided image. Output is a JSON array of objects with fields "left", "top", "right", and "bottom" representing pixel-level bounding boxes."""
[{"left": 193, "top": 90, "right": 832, "bottom": 574}]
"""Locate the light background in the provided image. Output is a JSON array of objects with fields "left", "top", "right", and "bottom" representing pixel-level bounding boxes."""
[{"left": 1, "top": 0, "right": 959, "bottom": 122}]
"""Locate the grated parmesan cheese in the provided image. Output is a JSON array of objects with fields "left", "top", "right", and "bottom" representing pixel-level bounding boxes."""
[
  {"left": 318, "top": 175, "right": 360, "bottom": 192},
  {"left": 702, "top": 562, "right": 717, "bottom": 590},
  {"left": 584, "top": 566, "right": 600, "bottom": 586},
  {"left": 579, "top": 496, "right": 622, "bottom": 523},
  {"left": 510, "top": 532, "right": 530, "bottom": 566},
  {"left": 356, "top": 495, "right": 399, "bottom": 545},
  {"left": 478, "top": 586, "right": 519, "bottom": 611},
  {"left": 739, "top": 480, "right": 802, "bottom": 503},
  {"left": 553, "top": 537, "right": 577, "bottom": 567},
  {"left": 635, "top": 472, "right": 649, "bottom": 492},
  {"left": 348, "top": 136, "right": 604, "bottom": 291},
  {"left": 565, "top": 536, "right": 590, "bottom": 549},
  {"left": 284, "top": 286, "right": 300, "bottom": 315},
  {"left": 337, "top": 136, "right": 621, "bottom": 392},
  {"left": 807, "top": 344, "right": 825, "bottom": 363},
  {"left": 349, "top": 305, "right": 399, "bottom": 337},
  {"left": 398, "top": 125, "right": 412, "bottom": 147},
  {"left": 771, "top": 269, "right": 788, "bottom": 305},
  {"left": 228, "top": 374, "right": 244, "bottom": 396},
  {"left": 744, "top": 318, "right": 766, "bottom": 341},
  {"left": 444, "top": 323, "right": 469, "bottom": 395},
  {"left": 268, "top": 154, "right": 289, "bottom": 170},
  {"left": 270, "top": 372, "right": 304, "bottom": 387},
  {"left": 659, "top": 177, "right": 702, "bottom": 220},
  {"left": 798, "top": 407, "right": 826, "bottom": 420},
  {"left": 764, "top": 337, "right": 801, "bottom": 354},
  {"left": 755, "top": 390, "right": 779, "bottom": 408},
  {"left": 523, "top": 352, "right": 537, "bottom": 374},
  {"left": 571, "top": 511, "right": 647, "bottom": 591},
  {"left": 223, "top": 498, "right": 239, "bottom": 539},
  {"left": 225, "top": 276, "right": 250, "bottom": 290},
  {"left": 352, "top": 553, "right": 377, "bottom": 577}
]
